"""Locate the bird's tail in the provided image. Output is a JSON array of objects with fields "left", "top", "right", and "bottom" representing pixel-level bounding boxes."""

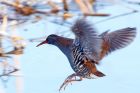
[{"left": 94, "top": 70, "right": 105, "bottom": 77}]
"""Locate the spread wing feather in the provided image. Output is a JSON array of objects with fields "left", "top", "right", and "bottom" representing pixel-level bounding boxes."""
[
  {"left": 100, "top": 27, "right": 136, "bottom": 57},
  {"left": 71, "top": 19, "right": 102, "bottom": 61}
]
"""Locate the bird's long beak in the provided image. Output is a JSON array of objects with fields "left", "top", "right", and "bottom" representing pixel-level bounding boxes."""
[{"left": 36, "top": 40, "right": 48, "bottom": 47}]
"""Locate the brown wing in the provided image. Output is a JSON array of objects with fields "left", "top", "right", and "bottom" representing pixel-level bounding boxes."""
[{"left": 99, "top": 27, "right": 136, "bottom": 60}]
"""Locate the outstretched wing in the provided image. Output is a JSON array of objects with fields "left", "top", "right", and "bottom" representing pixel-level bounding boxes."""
[
  {"left": 71, "top": 19, "right": 102, "bottom": 61},
  {"left": 100, "top": 27, "right": 136, "bottom": 59}
]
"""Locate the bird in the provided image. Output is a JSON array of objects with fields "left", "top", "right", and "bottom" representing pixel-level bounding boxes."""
[{"left": 36, "top": 19, "right": 136, "bottom": 90}]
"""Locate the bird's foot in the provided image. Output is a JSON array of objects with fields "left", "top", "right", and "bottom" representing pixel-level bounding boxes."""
[{"left": 59, "top": 73, "right": 82, "bottom": 91}]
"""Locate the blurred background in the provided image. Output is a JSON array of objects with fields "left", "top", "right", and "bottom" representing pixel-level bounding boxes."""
[{"left": 0, "top": 0, "right": 139, "bottom": 93}]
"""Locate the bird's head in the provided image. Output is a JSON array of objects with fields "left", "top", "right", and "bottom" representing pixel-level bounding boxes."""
[{"left": 36, "top": 34, "right": 58, "bottom": 47}]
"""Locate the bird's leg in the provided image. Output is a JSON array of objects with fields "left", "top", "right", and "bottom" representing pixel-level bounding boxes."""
[{"left": 59, "top": 73, "right": 82, "bottom": 91}]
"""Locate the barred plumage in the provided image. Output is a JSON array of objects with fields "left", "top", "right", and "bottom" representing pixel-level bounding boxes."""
[
  {"left": 37, "top": 19, "right": 137, "bottom": 90},
  {"left": 72, "top": 44, "right": 90, "bottom": 77}
]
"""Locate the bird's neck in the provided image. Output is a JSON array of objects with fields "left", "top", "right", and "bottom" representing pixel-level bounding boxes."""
[{"left": 53, "top": 41, "right": 71, "bottom": 57}]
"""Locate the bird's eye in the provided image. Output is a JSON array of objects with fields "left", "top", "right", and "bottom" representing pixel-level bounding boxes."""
[{"left": 48, "top": 38, "right": 56, "bottom": 44}]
